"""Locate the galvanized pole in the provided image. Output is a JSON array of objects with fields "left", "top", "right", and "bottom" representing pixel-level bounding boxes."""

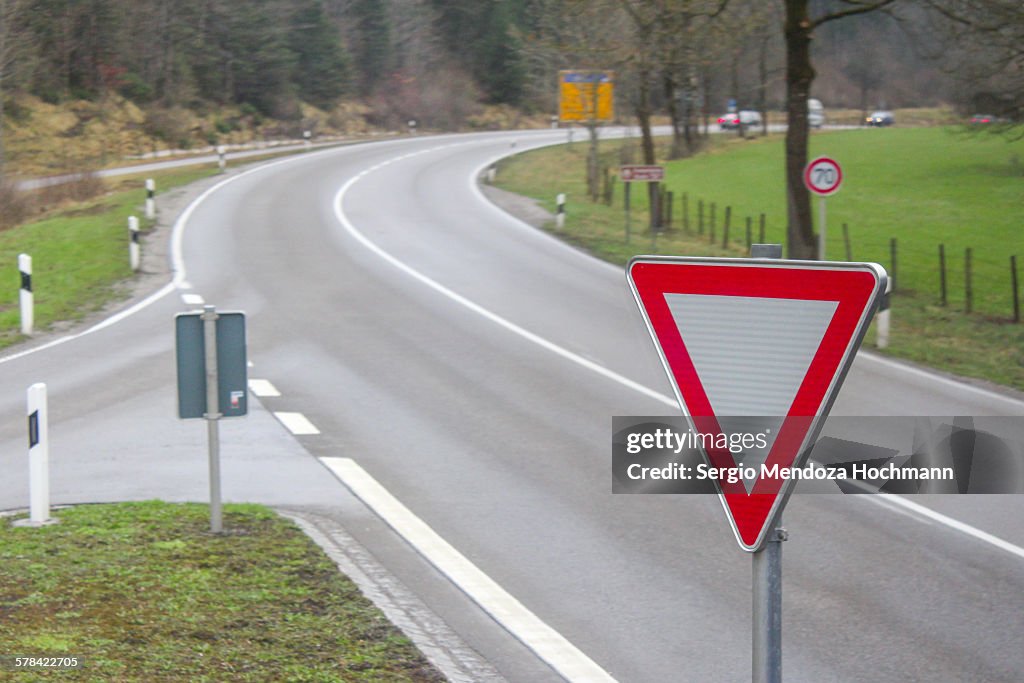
[
  {"left": 817, "top": 197, "right": 827, "bottom": 261},
  {"left": 201, "top": 305, "right": 223, "bottom": 533},
  {"left": 750, "top": 242, "right": 785, "bottom": 683},
  {"left": 753, "top": 525, "right": 787, "bottom": 683}
]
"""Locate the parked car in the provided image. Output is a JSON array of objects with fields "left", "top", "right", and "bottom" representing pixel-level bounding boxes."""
[
  {"left": 808, "top": 99, "right": 825, "bottom": 128},
  {"left": 718, "top": 109, "right": 762, "bottom": 130},
  {"left": 866, "top": 111, "right": 894, "bottom": 127},
  {"left": 970, "top": 114, "right": 997, "bottom": 124}
]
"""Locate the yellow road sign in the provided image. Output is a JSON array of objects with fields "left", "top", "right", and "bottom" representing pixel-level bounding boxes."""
[{"left": 559, "top": 70, "right": 614, "bottom": 123}]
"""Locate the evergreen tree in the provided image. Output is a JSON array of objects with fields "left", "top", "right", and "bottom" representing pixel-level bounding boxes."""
[
  {"left": 350, "top": 0, "right": 390, "bottom": 97},
  {"left": 289, "top": 0, "right": 352, "bottom": 109}
]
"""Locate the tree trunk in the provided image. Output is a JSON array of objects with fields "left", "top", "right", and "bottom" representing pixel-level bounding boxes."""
[
  {"left": 664, "top": 72, "right": 685, "bottom": 159},
  {"left": 632, "top": 65, "right": 659, "bottom": 230},
  {"left": 784, "top": 0, "right": 817, "bottom": 259},
  {"left": 758, "top": 34, "right": 770, "bottom": 137},
  {"left": 586, "top": 121, "right": 600, "bottom": 202}
]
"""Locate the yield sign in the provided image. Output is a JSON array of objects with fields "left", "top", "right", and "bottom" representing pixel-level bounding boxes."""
[{"left": 627, "top": 256, "right": 886, "bottom": 550}]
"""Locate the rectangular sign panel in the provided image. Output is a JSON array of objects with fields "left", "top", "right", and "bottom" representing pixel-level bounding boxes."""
[
  {"left": 620, "top": 165, "right": 665, "bottom": 182},
  {"left": 176, "top": 312, "right": 248, "bottom": 419},
  {"left": 559, "top": 70, "right": 614, "bottom": 123}
]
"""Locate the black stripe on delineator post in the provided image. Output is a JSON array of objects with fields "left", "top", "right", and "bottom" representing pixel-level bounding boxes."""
[
  {"left": 20, "top": 271, "right": 31, "bottom": 292},
  {"left": 28, "top": 410, "right": 39, "bottom": 449}
]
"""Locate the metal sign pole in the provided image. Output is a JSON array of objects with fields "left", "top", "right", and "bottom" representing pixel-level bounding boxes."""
[
  {"left": 818, "top": 197, "right": 827, "bottom": 261},
  {"left": 201, "top": 305, "right": 223, "bottom": 533},
  {"left": 753, "top": 524, "right": 787, "bottom": 683},
  {"left": 750, "top": 242, "right": 785, "bottom": 683}
]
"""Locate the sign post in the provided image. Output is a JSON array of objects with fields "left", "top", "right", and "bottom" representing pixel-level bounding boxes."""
[
  {"left": 803, "top": 157, "right": 843, "bottom": 261},
  {"left": 558, "top": 70, "right": 615, "bottom": 124},
  {"left": 620, "top": 165, "right": 665, "bottom": 245},
  {"left": 627, "top": 255, "right": 885, "bottom": 682},
  {"left": 176, "top": 306, "right": 247, "bottom": 532}
]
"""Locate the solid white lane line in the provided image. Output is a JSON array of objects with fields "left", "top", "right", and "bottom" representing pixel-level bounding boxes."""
[
  {"left": 248, "top": 379, "right": 281, "bottom": 397},
  {"left": 863, "top": 494, "right": 1024, "bottom": 561},
  {"left": 332, "top": 156, "right": 676, "bottom": 410},
  {"left": 0, "top": 149, "right": 323, "bottom": 367},
  {"left": 858, "top": 350, "right": 1024, "bottom": 410},
  {"left": 320, "top": 457, "right": 617, "bottom": 683},
  {"left": 274, "top": 411, "right": 320, "bottom": 435},
  {"left": 332, "top": 143, "right": 1024, "bottom": 564}
]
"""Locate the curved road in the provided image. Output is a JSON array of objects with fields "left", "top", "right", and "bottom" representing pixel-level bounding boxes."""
[{"left": 2, "top": 130, "right": 1023, "bottom": 682}]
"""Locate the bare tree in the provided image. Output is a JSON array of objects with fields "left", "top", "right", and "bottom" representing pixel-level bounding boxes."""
[
  {"left": 783, "top": 0, "right": 897, "bottom": 260},
  {"left": 924, "top": 0, "right": 1024, "bottom": 132}
]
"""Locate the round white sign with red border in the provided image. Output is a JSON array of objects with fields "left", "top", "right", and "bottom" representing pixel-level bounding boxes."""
[{"left": 804, "top": 157, "right": 843, "bottom": 196}]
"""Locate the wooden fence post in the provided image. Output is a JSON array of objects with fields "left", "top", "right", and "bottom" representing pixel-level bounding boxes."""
[
  {"left": 939, "top": 244, "right": 947, "bottom": 306},
  {"left": 965, "top": 247, "right": 973, "bottom": 313},
  {"left": 1011, "top": 255, "right": 1020, "bottom": 323},
  {"left": 890, "top": 238, "right": 898, "bottom": 294}
]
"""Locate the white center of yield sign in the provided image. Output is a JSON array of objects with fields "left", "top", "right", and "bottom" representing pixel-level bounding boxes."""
[
  {"left": 663, "top": 294, "right": 838, "bottom": 417},
  {"left": 664, "top": 294, "right": 839, "bottom": 490}
]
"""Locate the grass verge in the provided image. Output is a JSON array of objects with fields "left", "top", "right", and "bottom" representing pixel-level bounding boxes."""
[
  {"left": 0, "top": 166, "right": 217, "bottom": 349},
  {"left": 0, "top": 501, "right": 441, "bottom": 682},
  {"left": 493, "top": 129, "right": 1024, "bottom": 391}
]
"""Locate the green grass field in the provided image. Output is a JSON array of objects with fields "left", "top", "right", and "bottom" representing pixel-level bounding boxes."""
[
  {"left": 494, "top": 127, "right": 1024, "bottom": 389},
  {"left": 0, "top": 167, "right": 216, "bottom": 349},
  {"left": 0, "top": 502, "right": 440, "bottom": 681},
  {"left": 662, "top": 128, "right": 1024, "bottom": 317}
]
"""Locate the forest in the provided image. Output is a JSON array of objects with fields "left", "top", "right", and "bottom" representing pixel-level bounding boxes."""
[{"left": 0, "top": 0, "right": 1020, "bottom": 177}]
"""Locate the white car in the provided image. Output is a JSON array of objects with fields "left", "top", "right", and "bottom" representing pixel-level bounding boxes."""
[{"left": 808, "top": 99, "right": 825, "bottom": 128}]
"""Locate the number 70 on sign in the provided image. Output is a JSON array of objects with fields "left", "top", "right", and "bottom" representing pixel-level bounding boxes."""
[{"left": 804, "top": 156, "right": 843, "bottom": 196}]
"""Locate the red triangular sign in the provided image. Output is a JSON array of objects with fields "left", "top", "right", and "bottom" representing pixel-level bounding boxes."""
[{"left": 627, "top": 257, "right": 886, "bottom": 551}]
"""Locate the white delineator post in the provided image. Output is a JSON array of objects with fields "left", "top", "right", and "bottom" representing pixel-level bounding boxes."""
[
  {"left": 217, "top": 145, "right": 227, "bottom": 173},
  {"left": 27, "top": 383, "right": 51, "bottom": 525},
  {"left": 876, "top": 277, "right": 892, "bottom": 348},
  {"left": 556, "top": 193, "right": 566, "bottom": 229},
  {"left": 19, "top": 253, "right": 32, "bottom": 335},
  {"left": 145, "top": 178, "right": 156, "bottom": 219},
  {"left": 128, "top": 215, "right": 141, "bottom": 271}
]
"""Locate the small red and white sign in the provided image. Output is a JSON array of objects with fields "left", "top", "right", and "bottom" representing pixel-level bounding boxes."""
[
  {"left": 627, "top": 257, "right": 885, "bottom": 551},
  {"left": 804, "top": 156, "right": 843, "bottom": 196},
  {"left": 620, "top": 165, "right": 664, "bottom": 182}
]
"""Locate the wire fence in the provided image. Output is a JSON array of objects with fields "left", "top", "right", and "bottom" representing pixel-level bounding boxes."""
[{"left": 597, "top": 168, "right": 1021, "bottom": 322}]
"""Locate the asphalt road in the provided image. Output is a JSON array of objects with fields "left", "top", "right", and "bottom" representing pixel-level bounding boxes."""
[{"left": 1, "top": 130, "right": 1023, "bottom": 682}]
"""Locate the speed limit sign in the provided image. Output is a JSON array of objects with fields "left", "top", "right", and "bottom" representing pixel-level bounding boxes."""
[{"left": 804, "top": 157, "right": 843, "bottom": 196}]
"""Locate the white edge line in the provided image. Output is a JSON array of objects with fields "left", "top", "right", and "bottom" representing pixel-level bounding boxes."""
[
  {"left": 332, "top": 137, "right": 1024, "bottom": 564},
  {"left": 857, "top": 350, "right": 1024, "bottom": 410},
  {"left": 0, "top": 151, "right": 321, "bottom": 367},
  {"left": 863, "top": 494, "right": 1024, "bottom": 561},
  {"left": 320, "top": 456, "right": 617, "bottom": 683},
  {"left": 332, "top": 154, "right": 676, "bottom": 410}
]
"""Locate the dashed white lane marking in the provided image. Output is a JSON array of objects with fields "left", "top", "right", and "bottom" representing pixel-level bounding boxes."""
[
  {"left": 274, "top": 411, "right": 320, "bottom": 435},
  {"left": 248, "top": 379, "right": 281, "bottom": 397},
  {"left": 181, "top": 293, "right": 205, "bottom": 306},
  {"left": 320, "top": 456, "right": 617, "bottom": 683}
]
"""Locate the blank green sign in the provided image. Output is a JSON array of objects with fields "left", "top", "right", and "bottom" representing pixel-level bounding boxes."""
[{"left": 175, "top": 312, "right": 248, "bottom": 419}]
